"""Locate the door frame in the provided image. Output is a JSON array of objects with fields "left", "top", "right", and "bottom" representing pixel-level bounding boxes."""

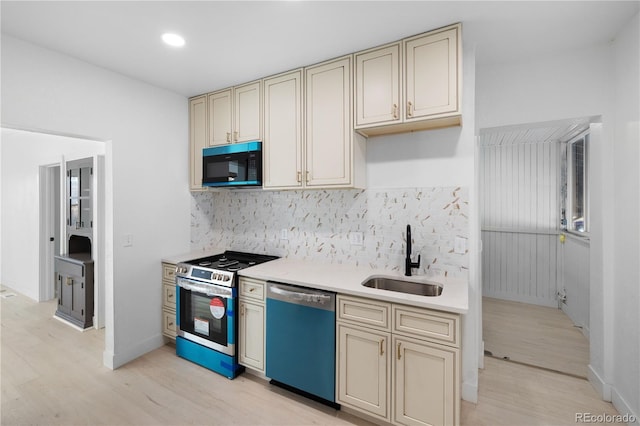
[{"left": 39, "top": 162, "right": 64, "bottom": 302}]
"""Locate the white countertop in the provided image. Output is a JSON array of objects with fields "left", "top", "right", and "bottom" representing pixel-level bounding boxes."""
[{"left": 238, "top": 258, "right": 468, "bottom": 314}]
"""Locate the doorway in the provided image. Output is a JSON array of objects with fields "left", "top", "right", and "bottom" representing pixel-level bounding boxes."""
[
  {"left": 479, "top": 117, "right": 594, "bottom": 378},
  {"left": 39, "top": 164, "right": 62, "bottom": 302}
]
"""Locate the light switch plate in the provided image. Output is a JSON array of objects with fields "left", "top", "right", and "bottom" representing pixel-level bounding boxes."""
[
  {"left": 280, "top": 229, "right": 288, "bottom": 240},
  {"left": 454, "top": 237, "right": 466, "bottom": 254},
  {"left": 349, "top": 232, "right": 364, "bottom": 246}
]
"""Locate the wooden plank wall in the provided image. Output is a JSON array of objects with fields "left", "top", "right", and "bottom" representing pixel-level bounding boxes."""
[{"left": 480, "top": 141, "right": 561, "bottom": 307}]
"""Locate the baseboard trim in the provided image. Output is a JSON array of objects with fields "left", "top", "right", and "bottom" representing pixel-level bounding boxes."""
[
  {"left": 462, "top": 381, "right": 478, "bottom": 403},
  {"left": 611, "top": 388, "right": 639, "bottom": 425},
  {"left": 103, "top": 334, "right": 165, "bottom": 370},
  {"left": 588, "top": 364, "right": 612, "bottom": 401}
]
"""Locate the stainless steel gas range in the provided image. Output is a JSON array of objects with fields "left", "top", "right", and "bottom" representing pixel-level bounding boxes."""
[{"left": 174, "top": 251, "right": 278, "bottom": 378}]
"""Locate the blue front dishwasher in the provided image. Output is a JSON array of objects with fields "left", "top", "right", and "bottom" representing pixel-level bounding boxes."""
[{"left": 266, "top": 281, "right": 337, "bottom": 405}]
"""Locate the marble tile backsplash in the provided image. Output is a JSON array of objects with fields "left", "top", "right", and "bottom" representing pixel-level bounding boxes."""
[{"left": 191, "top": 187, "right": 469, "bottom": 279}]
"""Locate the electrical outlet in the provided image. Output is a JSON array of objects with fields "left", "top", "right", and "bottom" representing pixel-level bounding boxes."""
[
  {"left": 280, "top": 229, "right": 288, "bottom": 240},
  {"left": 349, "top": 231, "right": 364, "bottom": 246},
  {"left": 454, "top": 237, "right": 466, "bottom": 254}
]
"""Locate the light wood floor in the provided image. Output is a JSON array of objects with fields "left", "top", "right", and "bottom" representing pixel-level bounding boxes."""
[
  {"left": 483, "top": 297, "right": 590, "bottom": 378},
  {"left": 2, "top": 288, "right": 618, "bottom": 425}
]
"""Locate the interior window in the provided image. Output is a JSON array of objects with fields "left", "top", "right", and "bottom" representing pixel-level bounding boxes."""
[{"left": 566, "top": 133, "right": 589, "bottom": 233}]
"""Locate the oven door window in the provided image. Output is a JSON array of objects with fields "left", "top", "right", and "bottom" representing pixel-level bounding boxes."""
[{"left": 180, "top": 288, "right": 228, "bottom": 346}]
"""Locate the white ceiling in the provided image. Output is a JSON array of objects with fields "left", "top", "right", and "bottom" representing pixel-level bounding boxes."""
[
  {"left": 479, "top": 117, "right": 596, "bottom": 146},
  {"left": 1, "top": 1, "right": 638, "bottom": 98}
]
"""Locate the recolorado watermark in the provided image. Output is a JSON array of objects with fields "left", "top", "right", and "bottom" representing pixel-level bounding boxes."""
[{"left": 576, "top": 412, "right": 637, "bottom": 423}]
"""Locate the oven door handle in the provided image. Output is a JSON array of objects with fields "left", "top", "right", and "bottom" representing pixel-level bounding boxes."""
[{"left": 177, "top": 279, "right": 231, "bottom": 298}]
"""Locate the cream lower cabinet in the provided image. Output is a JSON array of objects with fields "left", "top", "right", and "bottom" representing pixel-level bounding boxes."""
[
  {"left": 238, "top": 277, "right": 266, "bottom": 372},
  {"left": 337, "top": 295, "right": 460, "bottom": 426},
  {"left": 393, "top": 336, "right": 458, "bottom": 426},
  {"left": 337, "top": 323, "right": 390, "bottom": 420},
  {"left": 161, "top": 262, "right": 177, "bottom": 339}
]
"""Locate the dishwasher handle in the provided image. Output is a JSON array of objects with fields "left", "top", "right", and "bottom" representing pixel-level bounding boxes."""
[{"left": 267, "top": 282, "right": 335, "bottom": 311}]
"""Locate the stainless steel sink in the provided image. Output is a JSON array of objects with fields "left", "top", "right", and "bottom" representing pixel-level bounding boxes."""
[{"left": 362, "top": 276, "right": 443, "bottom": 296}]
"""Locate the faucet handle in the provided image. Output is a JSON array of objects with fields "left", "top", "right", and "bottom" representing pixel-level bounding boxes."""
[{"left": 412, "top": 254, "right": 421, "bottom": 268}]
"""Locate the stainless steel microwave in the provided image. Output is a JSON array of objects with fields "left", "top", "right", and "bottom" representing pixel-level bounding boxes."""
[{"left": 202, "top": 141, "right": 262, "bottom": 188}]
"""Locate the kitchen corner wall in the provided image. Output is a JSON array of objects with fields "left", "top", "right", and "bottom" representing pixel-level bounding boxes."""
[{"left": 191, "top": 186, "right": 469, "bottom": 279}]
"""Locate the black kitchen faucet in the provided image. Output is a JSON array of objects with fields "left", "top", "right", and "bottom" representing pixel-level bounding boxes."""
[{"left": 405, "top": 224, "right": 421, "bottom": 276}]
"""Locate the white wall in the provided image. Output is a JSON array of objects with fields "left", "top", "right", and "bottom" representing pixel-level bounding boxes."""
[
  {"left": 0, "top": 129, "right": 104, "bottom": 301},
  {"left": 611, "top": 12, "right": 640, "bottom": 421},
  {"left": 477, "top": 15, "right": 639, "bottom": 419},
  {"left": 1, "top": 35, "right": 191, "bottom": 369}
]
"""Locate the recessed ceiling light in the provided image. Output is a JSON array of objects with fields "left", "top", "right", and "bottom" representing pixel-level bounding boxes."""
[{"left": 162, "top": 33, "right": 185, "bottom": 47}]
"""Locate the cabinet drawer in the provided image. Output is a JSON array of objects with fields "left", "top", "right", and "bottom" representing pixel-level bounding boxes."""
[
  {"left": 162, "top": 283, "right": 176, "bottom": 310},
  {"left": 162, "top": 263, "right": 177, "bottom": 281},
  {"left": 393, "top": 305, "right": 459, "bottom": 347},
  {"left": 239, "top": 277, "right": 265, "bottom": 301},
  {"left": 338, "top": 295, "right": 391, "bottom": 331},
  {"left": 162, "top": 309, "right": 176, "bottom": 338}
]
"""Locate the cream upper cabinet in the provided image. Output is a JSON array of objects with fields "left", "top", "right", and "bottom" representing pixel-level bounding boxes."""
[
  {"left": 404, "top": 24, "right": 460, "bottom": 120},
  {"left": 354, "top": 43, "right": 401, "bottom": 127},
  {"left": 208, "top": 81, "right": 262, "bottom": 146},
  {"left": 234, "top": 81, "right": 262, "bottom": 143},
  {"left": 393, "top": 336, "right": 458, "bottom": 426},
  {"left": 305, "top": 56, "right": 365, "bottom": 188},
  {"left": 263, "top": 69, "right": 304, "bottom": 189},
  {"left": 189, "top": 95, "right": 207, "bottom": 191},
  {"left": 355, "top": 23, "right": 462, "bottom": 137},
  {"left": 208, "top": 89, "right": 233, "bottom": 146}
]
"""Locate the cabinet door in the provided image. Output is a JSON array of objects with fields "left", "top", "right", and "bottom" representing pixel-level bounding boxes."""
[
  {"left": 355, "top": 43, "right": 401, "bottom": 127},
  {"left": 239, "top": 300, "right": 265, "bottom": 371},
  {"left": 70, "top": 278, "right": 85, "bottom": 321},
  {"left": 162, "top": 310, "right": 177, "bottom": 338},
  {"left": 305, "top": 56, "right": 352, "bottom": 187},
  {"left": 57, "top": 273, "right": 71, "bottom": 316},
  {"left": 234, "top": 81, "right": 262, "bottom": 143},
  {"left": 189, "top": 95, "right": 207, "bottom": 190},
  {"left": 405, "top": 25, "right": 460, "bottom": 120},
  {"left": 337, "top": 324, "right": 390, "bottom": 420},
  {"left": 263, "top": 70, "right": 304, "bottom": 189},
  {"left": 393, "top": 336, "right": 458, "bottom": 426},
  {"left": 208, "top": 89, "right": 233, "bottom": 146}
]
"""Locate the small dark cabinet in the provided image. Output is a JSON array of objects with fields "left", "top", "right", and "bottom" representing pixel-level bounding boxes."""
[{"left": 55, "top": 253, "right": 94, "bottom": 329}]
